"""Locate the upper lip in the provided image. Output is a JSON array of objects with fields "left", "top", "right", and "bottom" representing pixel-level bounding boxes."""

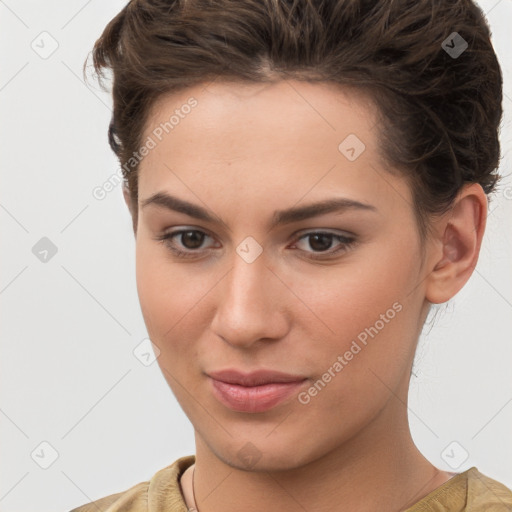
[{"left": 207, "top": 369, "right": 307, "bottom": 386}]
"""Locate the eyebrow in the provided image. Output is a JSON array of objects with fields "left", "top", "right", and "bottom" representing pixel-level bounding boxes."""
[{"left": 140, "top": 191, "right": 377, "bottom": 230}]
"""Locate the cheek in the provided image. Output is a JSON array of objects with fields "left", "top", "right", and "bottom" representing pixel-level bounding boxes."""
[
  {"left": 135, "top": 242, "right": 191, "bottom": 344},
  {"left": 292, "top": 240, "right": 422, "bottom": 393},
  {"left": 299, "top": 249, "right": 417, "bottom": 341},
  {"left": 135, "top": 240, "right": 220, "bottom": 369}
]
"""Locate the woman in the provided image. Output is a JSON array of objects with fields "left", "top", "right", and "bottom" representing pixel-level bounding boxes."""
[{"left": 71, "top": 0, "right": 512, "bottom": 510}]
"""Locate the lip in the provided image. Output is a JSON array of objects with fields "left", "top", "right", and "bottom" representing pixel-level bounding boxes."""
[
  {"left": 207, "top": 369, "right": 308, "bottom": 413},
  {"left": 208, "top": 369, "right": 307, "bottom": 386}
]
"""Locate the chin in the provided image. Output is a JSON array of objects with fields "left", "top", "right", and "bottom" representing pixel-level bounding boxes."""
[{"left": 201, "top": 425, "right": 340, "bottom": 473}]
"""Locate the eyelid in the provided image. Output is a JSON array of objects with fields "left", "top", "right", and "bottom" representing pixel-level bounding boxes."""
[
  {"left": 165, "top": 227, "right": 218, "bottom": 248},
  {"left": 292, "top": 227, "right": 356, "bottom": 239},
  {"left": 290, "top": 230, "right": 356, "bottom": 259}
]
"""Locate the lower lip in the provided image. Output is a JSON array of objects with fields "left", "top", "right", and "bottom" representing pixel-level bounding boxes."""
[{"left": 210, "top": 378, "right": 307, "bottom": 413}]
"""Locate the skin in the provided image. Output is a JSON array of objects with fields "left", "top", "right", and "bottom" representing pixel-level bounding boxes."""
[{"left": 123, "top": 79, "right": 486, "bottom": 512}]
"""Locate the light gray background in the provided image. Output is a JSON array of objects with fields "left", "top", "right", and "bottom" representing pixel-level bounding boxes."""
[{"left": 0, "top": 1, "right": 511, "bottom": 510}]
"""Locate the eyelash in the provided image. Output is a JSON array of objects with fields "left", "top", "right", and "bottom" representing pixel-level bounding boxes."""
[{"left": 154, "top": 229, "right": 356, "bottom": 260}]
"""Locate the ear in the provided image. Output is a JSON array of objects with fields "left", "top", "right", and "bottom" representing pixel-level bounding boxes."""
[
  {"left": 424, "top": 183, "right": 487, "bottom": 304},
  {"left": 122, "top": 182, "right": 133, "bottom": 213},
  {"left": 122, "top": 182, "right": 137, "bottom": 236}
]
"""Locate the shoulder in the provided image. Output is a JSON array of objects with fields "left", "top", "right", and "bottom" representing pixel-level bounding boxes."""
[
  {"left": 467, "top": 467, "right": 512, "bottom": 510},
  {"left": 68, "top": 481, "right": 148, "bottom": 512},
  {"left": 406, "top": 467, "right": 512, "bottom": 511},
  {"left": 68, "top": 455, "right": 196, "bottom": 512}
]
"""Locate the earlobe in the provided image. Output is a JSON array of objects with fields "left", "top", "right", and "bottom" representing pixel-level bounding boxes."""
[{"left": 425, "top": 183, "right": 487, "bottom": 304}]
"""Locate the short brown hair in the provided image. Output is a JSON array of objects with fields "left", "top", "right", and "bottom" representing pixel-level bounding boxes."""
[{"left": 88, "top": 0, "right": 503, "bottom": 238}]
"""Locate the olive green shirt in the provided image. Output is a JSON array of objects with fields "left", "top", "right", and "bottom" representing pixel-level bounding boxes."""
[{"left": 69, "top": 455, "right": 512, "bottom": 511}]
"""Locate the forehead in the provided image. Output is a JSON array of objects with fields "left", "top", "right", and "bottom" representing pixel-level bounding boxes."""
[
  {"left": 146, "top": 79, "right": 378, "bottom": 141},
  {"left": 139, "top": 79, "right": 381, "bottom": 187}
]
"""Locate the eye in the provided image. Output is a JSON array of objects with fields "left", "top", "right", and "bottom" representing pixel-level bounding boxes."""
[
  {"left": 154, "top": 229, "right": 217, "bottom": 259},
  {"left": 290, "top": 231, "right": 356, "bottom": 259},
  {"left": 154, "top": 228, "right": 356, "bottom": 260}
]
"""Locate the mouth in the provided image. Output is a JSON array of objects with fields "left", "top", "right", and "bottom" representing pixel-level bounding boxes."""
[{"left": 207, "top": 368, "right": 308, "bottom": 413}]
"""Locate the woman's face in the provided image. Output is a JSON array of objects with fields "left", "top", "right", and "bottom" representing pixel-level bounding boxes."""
[{"left": 134, "top": 80, "right": 432, "bottom": 470}]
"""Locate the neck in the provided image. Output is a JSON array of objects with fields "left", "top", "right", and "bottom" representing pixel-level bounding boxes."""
[{"left": 190, "top": 394, "right": 448, "bottom": 512}]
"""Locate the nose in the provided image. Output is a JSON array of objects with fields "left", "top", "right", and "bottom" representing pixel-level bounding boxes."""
[{"left": 210, "top": 248, "right": 290, "bottom": 349}]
